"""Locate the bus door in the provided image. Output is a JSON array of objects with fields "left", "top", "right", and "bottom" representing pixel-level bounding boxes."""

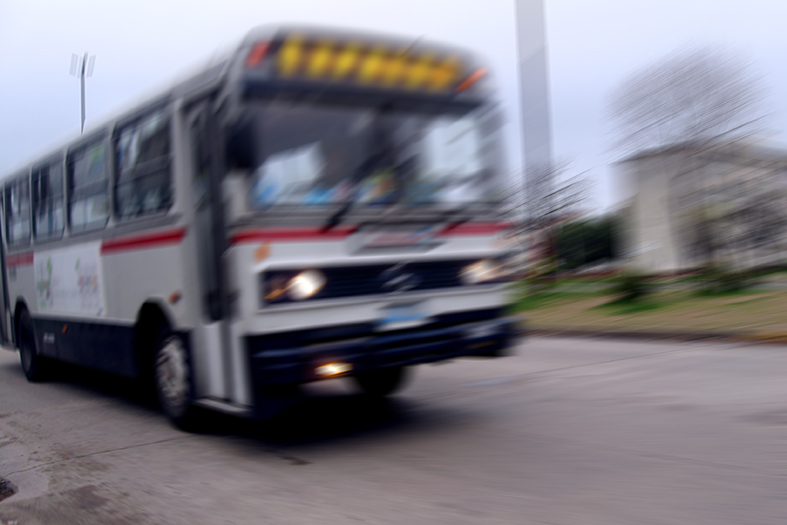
[
  {"left": 188, "top": 102, "right": 233, "bottom": 399},
  {"left": 0, "top": 195, "right": 10, "bottom": 345}
]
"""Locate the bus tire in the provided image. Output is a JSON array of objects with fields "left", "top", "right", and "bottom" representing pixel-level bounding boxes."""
[
  {"left": 18, "top": 309, "right": 48, "bottom": 382},
  {"left": 352, "top": 366, "right": 410, "bottom": 397},
  {"left": 154, "top": 328, "right": 200, "bottom": 431}
]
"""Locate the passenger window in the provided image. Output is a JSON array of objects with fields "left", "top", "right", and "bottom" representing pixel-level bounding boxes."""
[
  {"left": 4, "top": 177, "right": 31, "bottom": 247},
  {"left": 32, "top": 160, "right": 65, "bottom": 240},
  {"left": 67, "top": 140, "right": 110, "bottom": 232},
  {"left": 114, "top": 110, "right": 172, "bottom": 219}
]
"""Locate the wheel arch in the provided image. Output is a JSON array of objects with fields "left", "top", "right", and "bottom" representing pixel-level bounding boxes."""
[
  {"left": 13, "top": 297, "right": 30, "bottom": 348},
  {"left": 134, "top": 298, "right": 178, "bottom": 378}
]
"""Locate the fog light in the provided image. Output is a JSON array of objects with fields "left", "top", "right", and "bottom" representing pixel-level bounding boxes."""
[{"left": 315, "top": 362, "right": 353, "bottom": 377}]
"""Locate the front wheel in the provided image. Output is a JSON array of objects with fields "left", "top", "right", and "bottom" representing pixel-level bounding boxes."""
[
  {"left": 154, "top": 329, "right": 200, "bottom": 431},
  {"left": 18, "top": 310, "right": 48, "bottom": 382},
  {"left": 352, "top": 366, "right": 410, "bottom": 397}
]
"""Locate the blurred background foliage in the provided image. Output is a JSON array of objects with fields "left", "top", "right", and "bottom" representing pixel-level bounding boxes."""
[{"left": 555, "top": 215, "right": 620, "bottom": 271}]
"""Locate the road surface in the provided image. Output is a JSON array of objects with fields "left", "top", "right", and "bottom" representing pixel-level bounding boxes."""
[{"left": 1, "top": 336, "right": 785, "bottom": 524}]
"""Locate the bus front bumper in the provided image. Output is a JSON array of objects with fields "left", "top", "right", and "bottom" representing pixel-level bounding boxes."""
[{"left": 247, "top": 312, "right": 519, "bottom": 386}]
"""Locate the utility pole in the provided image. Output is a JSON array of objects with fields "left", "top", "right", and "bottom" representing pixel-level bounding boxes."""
[
  {"left": 515, "top": 0, "right": 554, "bottom": 227},
  {"left": 514, "top": 0, "right": 556, "bottom": 281},
  {"left": 70, "top": 53, "right": 95, "bottom": 134}
]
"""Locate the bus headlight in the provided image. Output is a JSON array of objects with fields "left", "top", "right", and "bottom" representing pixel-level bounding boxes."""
[
  {"left": 460, "top": 259, "right": 504, "bottom": 285},
  {"left": 287, "top": 270, "right": 326, "bottom": 300}
]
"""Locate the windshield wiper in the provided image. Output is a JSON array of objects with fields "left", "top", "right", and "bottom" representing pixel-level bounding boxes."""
[
  {"left": 322, "top": 198, "right": 357, "bottom": 232},
  {"left": 441, "top": 206, "right": 471, "bottom": 230},
  {"left": 322, "top": 146, "right": 388, "bottom": 231}
]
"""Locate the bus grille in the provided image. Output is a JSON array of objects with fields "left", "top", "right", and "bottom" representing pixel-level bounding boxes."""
[{"left": 262, "top": 259, "right": 483, "bottom": 304}]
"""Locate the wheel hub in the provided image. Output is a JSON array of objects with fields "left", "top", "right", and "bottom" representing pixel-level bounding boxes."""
[{"left": 156, "top": 336, "right": 188, "bottom": 410}]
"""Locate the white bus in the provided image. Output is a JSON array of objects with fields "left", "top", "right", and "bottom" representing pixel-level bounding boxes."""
[{"left": 0, "top": 26, "right": 518, "bottom": 429}]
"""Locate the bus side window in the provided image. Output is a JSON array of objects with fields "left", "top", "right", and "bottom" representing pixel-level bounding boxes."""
[
  {"left": 67, "top": 140, "right": 110, "bottom": 232},
  {"left": 114, "top": 111, "right": 172, "bottom": 219},
  {"left": 32, "top": 159, "right": 65, "bottom": 241},
  {"left": 4, "top": 177, "right": 31, "bottom": 247}
]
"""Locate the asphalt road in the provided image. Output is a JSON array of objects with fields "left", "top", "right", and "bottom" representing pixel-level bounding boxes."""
[{"left": 1, "top": 336, "right": 785, "bottom": 524}]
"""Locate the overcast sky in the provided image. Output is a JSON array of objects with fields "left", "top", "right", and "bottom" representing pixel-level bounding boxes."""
[{"left": 2, "top": 0, "right": 786, "bottom": 212}]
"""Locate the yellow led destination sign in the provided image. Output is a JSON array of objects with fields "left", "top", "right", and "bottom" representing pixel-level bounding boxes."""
[{"left": 246, "top": 33, "right": 484, "bottom": 94}]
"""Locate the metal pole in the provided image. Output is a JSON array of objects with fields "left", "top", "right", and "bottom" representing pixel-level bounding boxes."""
[
  {"left": 80, "top": 52, "right": 87, "bottom": 134},
  {"left": 515, "top": 0, "right": 554, "bottom": 224}
]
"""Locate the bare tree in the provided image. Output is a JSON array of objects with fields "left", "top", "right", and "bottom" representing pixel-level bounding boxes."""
[
  {"left": 608, "top": 46, "right": 767, "bottom": 156},
  {"left": 502, "top": 164, "right": 589, "bottom": 230},
  {"left": 609, "top": 46, "right": 780, "bottom": 272},
  {"left": 502, "top": 165, "right": 589, "bottom": 281}
]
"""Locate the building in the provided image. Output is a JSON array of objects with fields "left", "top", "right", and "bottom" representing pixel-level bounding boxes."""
[{"left": 619, "top": 141, "right": 787, "bottom": 272}]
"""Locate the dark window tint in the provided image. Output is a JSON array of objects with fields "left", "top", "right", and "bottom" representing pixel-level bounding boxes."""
[
  {"left": 191, "top": 114, "right": 221, "bottom": 320},
  {"left": 67, "top": 140, "right": 109, "bottom": 232},
  {"left": 114, "top": 111, "right": 172, "bottom": 219},
  {"left": 32, "top": 160, "right": 65, "bottom": 240},
  {"left": 4, "top": 177, "right": 31, "bottom": 247}
]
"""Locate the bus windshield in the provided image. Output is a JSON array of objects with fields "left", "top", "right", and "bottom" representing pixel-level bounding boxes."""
[{"left": 237, "top": 101, "right": 501, "bottom": 210}]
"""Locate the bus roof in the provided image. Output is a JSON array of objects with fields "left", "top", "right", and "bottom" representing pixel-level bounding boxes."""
[{"left": 2, "top": 25, "right": 490, "bottom": 181}]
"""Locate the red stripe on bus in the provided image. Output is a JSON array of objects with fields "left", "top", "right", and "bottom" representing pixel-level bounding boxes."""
[
  {"left": 230, "top": 227, "right": 358, "bottom": 244},
  {"left": 101, "top": 227, "right": 187, "bottom": 255},
  {"left": 6, "top": 252, "right": 34, "bottom": 267}
]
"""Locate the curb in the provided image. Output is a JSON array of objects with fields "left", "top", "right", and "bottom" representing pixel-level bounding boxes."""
[{"left": 526, "top": 327, "right": 787, "bottom": 346}]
